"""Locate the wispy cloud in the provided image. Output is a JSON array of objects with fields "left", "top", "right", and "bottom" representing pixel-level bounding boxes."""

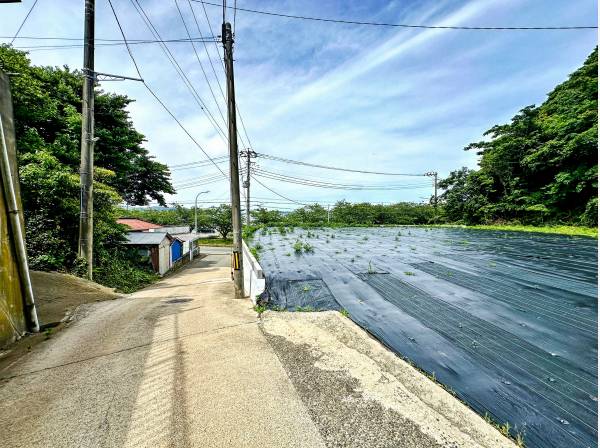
[{"left": 0, "top": 0, "right": 596, "bottom": 206}]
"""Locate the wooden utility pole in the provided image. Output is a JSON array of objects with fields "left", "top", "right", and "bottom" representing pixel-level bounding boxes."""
[
  {"left": 223, "top": 22, "right": 244, "bottom": 296},
  {"left": 78, "top": 0, "right": 95, "bottom": 280}
]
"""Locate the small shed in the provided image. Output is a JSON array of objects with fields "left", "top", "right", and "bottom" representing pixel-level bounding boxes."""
[
  {"left": 170, "top": 237, "right": 184, "bottom": 265},
  {"left": 124, "top": 232, "right": 172, "bottom": 275},
  {"left": 175, "top": 233, "right": 202, "bottom": 259}
]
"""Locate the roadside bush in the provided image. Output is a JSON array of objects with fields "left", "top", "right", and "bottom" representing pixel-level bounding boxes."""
[{"left": 93, "top": 249, "right": 159, "bottom": 293}]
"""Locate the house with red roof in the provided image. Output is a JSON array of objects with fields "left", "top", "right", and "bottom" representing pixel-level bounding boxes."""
[{"left": 116, "top": 218, "right": 163, "bottom": 232}]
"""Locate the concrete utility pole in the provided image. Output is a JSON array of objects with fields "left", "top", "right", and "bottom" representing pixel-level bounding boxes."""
[
  {"left": 241, "top": 149, "right": 256, "bottom": 225},
  {"left": 78, "top": 0, "right": 95, "bottom": 280},
  {"left": 433, "top": 172, "right": 438, "bottom": 209},
  {"left": 223, "top": 22, "right": 244, "bottom": 296},
  {"left": 425, "top": 171, "right": 438, "bottom": 209}
]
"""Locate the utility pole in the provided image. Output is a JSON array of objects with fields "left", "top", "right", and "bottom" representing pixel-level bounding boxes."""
[
  {"left": 194, "top": 190, "right": 209, "bottom": 234},
  {"left": 241, "top": 149, "right": 256, "bottom": 225},
  {"left": 434, "top": 172, "right": 438, "bottom": 209},
  {"left": 425, "top": 171, "right": 438, "bottom": 212},
  {"left": 223, "top": 22, "right": 244, "bottom": 297},
  {"left": 78, "top": 0, "right": 95, "bottom": 280}
]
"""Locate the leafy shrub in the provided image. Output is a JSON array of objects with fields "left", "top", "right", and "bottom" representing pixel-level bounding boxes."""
[
  {"left": 293, "top": 241, "right": 303, "bottom": 253},
  {"left": 93, "top": 249, "right": 159, "bottom": 293}
]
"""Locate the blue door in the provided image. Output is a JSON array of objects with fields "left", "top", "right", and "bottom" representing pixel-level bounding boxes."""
[{"left": 171, "top": 240, "right": 183, "bottom": 262}]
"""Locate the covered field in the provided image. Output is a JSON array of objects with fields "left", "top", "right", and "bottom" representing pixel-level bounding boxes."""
[{"left": 254, "top": 226, "right": 598, "bottom": 448}]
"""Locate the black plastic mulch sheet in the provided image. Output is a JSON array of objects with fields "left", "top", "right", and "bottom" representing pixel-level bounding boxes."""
[{"left": 254, "top": 226, "right": 598, "bottom": 448}]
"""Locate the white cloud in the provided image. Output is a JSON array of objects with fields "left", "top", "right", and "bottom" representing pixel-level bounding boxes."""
[{"left": 0, "top": 0, "right": 596, "bottom": 207}]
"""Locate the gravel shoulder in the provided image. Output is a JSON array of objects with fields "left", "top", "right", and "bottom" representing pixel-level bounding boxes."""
[{"left": 260, "top": 310, "right": 516, "bottom": 448}]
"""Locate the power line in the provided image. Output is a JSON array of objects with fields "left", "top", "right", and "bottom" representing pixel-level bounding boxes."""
[
  {"left": 251, "top": 175, "right": 307, "bottom": 206},
  {"left": 10, "top": 0, "right": 40, "bottom": 45},
  {"left": 233, "top": 0, "right": 237, "bottom": 35},
  {"left": 10, "top": 37, "right": 219, "bottom": 50},
  {"left": 169, "top": 152, "right": 430, "bottom": 176},
  {"left": 255, "top": 152, "right": 427, "bottom": 176},
  {"left": 129, "top": 0, "right": 230, "bottom": 145},
  {"left": 169, "top": 156, "right": 229, "bottom": 170},
  {"left": 253, "top": 169, "right": 431, "bottom": 190},
  {"left": 194, "top": 1, "right": 598, "bottom": 30},
  {"left": 194, "top": 0, "right": 254, "bottom": 153},
  {"left": 173, "top": 0, "right": 227, "bottom": 130},
  {"left": 107, "top": 0, "right": 228, "bottom": 181},
  {"left": 4, "top": 35, "right": 217, "bottom": 42}
]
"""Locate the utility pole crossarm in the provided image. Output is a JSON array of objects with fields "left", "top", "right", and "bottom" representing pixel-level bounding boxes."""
[{"left": 93, "top": 71, "right": 144, "bottom": 82}]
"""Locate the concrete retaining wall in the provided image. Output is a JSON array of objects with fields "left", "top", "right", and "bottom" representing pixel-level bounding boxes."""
[
  {"left": 0, "top": 71, "right": 28, "bottom": 347},
  {"left": 242, "top": 240, "right": 265, "bottom": 303}
]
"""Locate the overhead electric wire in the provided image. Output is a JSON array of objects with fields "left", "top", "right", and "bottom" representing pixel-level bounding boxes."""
[
  {"left": 10, "top": 0, "right": 39, "bottom": 45},
  {"left": 194, "top": 0, "right": 254, "bottom": 152},
  {"left": 129, "top": 0, "right": 230, "bottom": 145},
  {"left": 253, "top": 168, "right": 431, "bottom": 190},
  {"left": 3, "top": 35, "right": 217, "bottom": 42},
  {"left": 169, "top": 155, "right": 229, "bottom": 170},
  {"left": 107, "top": 0, "right": 228, "bottom": 181},
  {"left": 251, "top": 174, "right": 307, "bottom": 206},
  {"left": 11, "top": 37, "right": 219, "bottom": 50},
  {"left": 255, "top": 152, "right": 427, "bottom": 176},
  {"left": 173, "top": 0, "right": 228, "bottom": 129},
  {"left": 195, "top": 1, "right": 597, "bottom": 30},
  {"left": 233, "top": 0, "right": 237, "bottom": 35}
]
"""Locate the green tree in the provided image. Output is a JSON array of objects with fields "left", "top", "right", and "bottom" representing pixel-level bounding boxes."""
[
  {"left": 0, "top": 45, "right": 175, "bottom": 206},
  {"left": 206, "top": 204, "right": 232, "bottom": 238},
  {"left": 0, "top": 45, "right": 173, "bottom": 290},
  {"left": 440, "top": 48, "right": 598, "bottom": 226},
  {"left": 251, "top": 207, "right": 284, "bottom": 225}
]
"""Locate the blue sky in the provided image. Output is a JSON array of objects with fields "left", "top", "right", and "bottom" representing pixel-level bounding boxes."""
[{"left": 0, "top": 0, "right": 597, "bottom": 210}]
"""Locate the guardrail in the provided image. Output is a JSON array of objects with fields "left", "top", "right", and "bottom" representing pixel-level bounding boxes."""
[{"left": 242, "top": 240, "right": 265, "bottom": 303}]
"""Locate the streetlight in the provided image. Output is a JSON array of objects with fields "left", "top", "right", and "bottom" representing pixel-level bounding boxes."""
[{"left": 194, "top": 190, "right": 210, "bottom": 234}]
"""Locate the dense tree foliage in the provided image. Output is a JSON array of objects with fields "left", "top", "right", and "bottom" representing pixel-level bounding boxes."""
[
  {"left": 122, "top": 205, "right": 225, "bottom": 234},
  {"left": 0, "top": 46, "right": 174, "bottom": 290},
  {"left": 123, "top": 201, "right": 434, "bottom": 234},
  {"left": 440, "top": 49, "right": 598, "bottom": 226},
  {"left": 0, "top": 46, "right": 174, "bottom": 206}
]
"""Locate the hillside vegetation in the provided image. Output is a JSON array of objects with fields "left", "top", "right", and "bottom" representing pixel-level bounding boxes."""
[
  {"left": 0, "top": 46, "right": 173, "bottom": 291},
  {"left": 439, "top": 48, "right": 597, "bottom": 226}
]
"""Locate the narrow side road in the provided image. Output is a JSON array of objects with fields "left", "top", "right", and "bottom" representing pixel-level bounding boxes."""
[{"left": 0, "top": 250, "right": 324, "bottom": 448}]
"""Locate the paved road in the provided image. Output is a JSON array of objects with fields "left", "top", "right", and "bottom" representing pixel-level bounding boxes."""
[{"left": 0, "top": 252, "right": 324, "bottom": 448}]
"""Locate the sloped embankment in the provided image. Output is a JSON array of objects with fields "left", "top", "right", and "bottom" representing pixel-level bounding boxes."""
[{"left": 30, "top": 271, "right": 122, "bottom": 327}]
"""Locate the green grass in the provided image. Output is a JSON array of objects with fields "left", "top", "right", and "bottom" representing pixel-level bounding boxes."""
[
  {"left": 198, "top": 237, "right": 233, "bottom": 246},
  {"left": 431, "top": 224, "right": 597, "bottom": 238},
  {"left": 253, "top": 304, "right": 267, "bottom": 315},
  {"left": 340, "top": 309, "right": 350, "bottom": 318}
]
